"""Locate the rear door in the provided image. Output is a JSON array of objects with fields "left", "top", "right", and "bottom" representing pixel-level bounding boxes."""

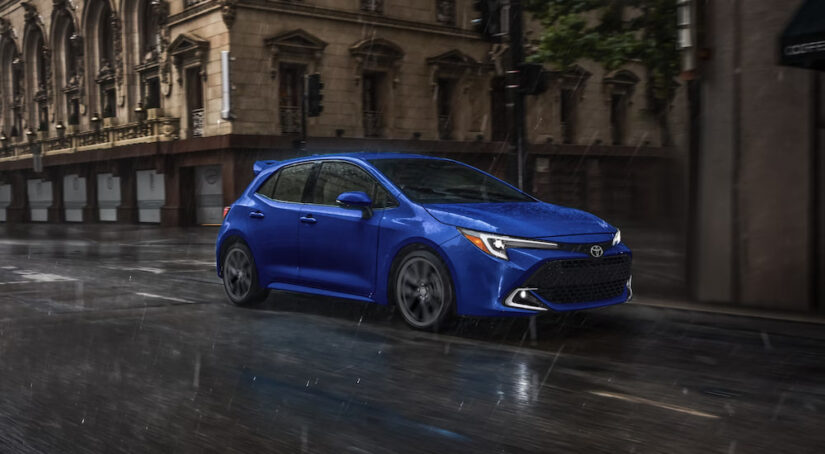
[
  {"left": 245, "top": 162, "right": 315, "bottom": 286},
  {"left": 297, "top": 161, "right": 394, "bottom": 297}
]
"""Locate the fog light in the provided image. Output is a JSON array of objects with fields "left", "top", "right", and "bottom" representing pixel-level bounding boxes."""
[
  {"left": 504, "top": 287, "right": 547, "bottom": 311},
  {"left": 626, "top": 276, "right": 633, "bottom": 301}
]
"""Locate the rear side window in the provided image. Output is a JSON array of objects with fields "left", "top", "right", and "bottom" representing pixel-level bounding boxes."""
[
  {"left": 262, "top": 163, "right": 314, "bottom": 203},
  {"left": 255, "top": 173, "right": 278, "bottom": 199}
]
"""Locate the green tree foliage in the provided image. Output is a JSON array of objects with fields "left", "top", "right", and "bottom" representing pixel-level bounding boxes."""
[{"left": 525, "top": 0, "right": 679, "bottom": 142}]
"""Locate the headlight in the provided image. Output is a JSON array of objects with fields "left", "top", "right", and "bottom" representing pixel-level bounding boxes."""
[
  {"left": 612, "top": 229, "right": 621, "bottom": 246},
  {"left": 458, "top": 228, "right": 558, "bottom": 261}
]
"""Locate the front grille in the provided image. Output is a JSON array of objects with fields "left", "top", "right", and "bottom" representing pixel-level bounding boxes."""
[{"left": 523, "top": 254, "right": 631, "bottom": 304}]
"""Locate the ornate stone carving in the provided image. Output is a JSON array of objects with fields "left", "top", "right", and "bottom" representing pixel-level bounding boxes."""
[
  {"left": 168, "top": 33, "right": 209, "bottom": 86},
  {"left": 111, "top": 14, "right": 123, "bottom": 85},
  {"left": 0, "top": 18, "right": 10, "bottom": 36},
  {"left": 264, "top": 29, "right": 327, "bottom": 79},
  {"left": 350, "top": 38, "right": 404, "bottom": 86},
  {"left": 21, "top": 2, "right": 40, "bottom": 24},
  {"left": 220, "top": 0, "right": 239, "bottom": 29},
  {"left": 41, "top": 45, "right": 51, "bottom": 101}
]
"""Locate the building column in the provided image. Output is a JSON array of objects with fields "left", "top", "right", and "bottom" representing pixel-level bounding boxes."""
[
  {"left": 221, "top": 152, "right": 236, "bottom": 207},
  {"left": 6, "top": 171, "right": 28, "bottom": 223},
  {"left": 115, "top": 161, "right": 138, "bottom": 224},
  {"left": 83, "top": 167, "right": 99, "bottom": 222},
  {"left": 585, "top": 158, "right": 603, "bottom": 216},
  {"left": 47, "top": 168, "right": 64, "bottom": 223},
  {"left": 160, "top": 157, "right": 182, "bottom": 227}
]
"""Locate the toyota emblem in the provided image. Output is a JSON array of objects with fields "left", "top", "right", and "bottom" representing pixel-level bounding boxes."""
[{"left": 590, "top": 245, "right": 604, "bottom": 258}]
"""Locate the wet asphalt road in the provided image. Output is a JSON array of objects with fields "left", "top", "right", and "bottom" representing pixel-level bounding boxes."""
[{"left": 0, "top": 225, "right": 823, "bottom": 454}]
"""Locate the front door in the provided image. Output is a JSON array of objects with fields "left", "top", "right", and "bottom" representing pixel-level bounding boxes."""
[{"left": 298, "top": 161, "right": 389, "bottom": 297}]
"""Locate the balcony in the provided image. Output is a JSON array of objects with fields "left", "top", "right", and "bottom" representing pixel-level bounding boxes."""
[
  {"left": 0, "top": 116, "right": 180, "bottom": 161},
  {"left": 190, "top": 108, "right": 204, "bottom": 137},
  {"left": 363, "top": 110, "right": 383, "bottom": 138},
  {"left": 438, "top": 114, "right": 452, "bottom": 140},
  {"left": 280, "top": 106, "right": 301, "bottom": 134}
]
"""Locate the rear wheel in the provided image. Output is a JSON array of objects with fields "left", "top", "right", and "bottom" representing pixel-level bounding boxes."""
[
  {"left": 222, "top": 242, "right": 268, "bottom": 306},
  {"left": 393, "top": 249, "right": 454, "bottom": 330}
]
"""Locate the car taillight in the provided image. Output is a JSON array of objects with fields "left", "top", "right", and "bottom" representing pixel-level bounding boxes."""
[{"left": 222, "top": 206, "right": 231, "bottom": 219}]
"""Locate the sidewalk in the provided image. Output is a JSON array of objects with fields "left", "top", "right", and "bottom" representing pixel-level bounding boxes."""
[{"left": 633, "top": 295, "right": 825, "bottom": 326}]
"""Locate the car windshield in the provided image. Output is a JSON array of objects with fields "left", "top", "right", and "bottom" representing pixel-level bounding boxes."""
[{"left": 370, "top": 158, "right": 535, "bottom": 204}]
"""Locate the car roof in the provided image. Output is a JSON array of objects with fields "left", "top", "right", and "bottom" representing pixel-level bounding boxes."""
[{"left": 280, "top": 152, "right": 449, "bottom": 166}]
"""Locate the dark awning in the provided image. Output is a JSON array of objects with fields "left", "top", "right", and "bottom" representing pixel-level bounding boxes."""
[{"left": 780, "top": 0, "right": 825, "bottom": 70}]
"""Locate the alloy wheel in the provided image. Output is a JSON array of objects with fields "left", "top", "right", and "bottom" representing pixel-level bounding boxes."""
[
  {"left": 224, "top": 248, "right": 253, "bottom": 300},
  {"left": 396, "top": 257, "right": 446, "bottom": 328}
]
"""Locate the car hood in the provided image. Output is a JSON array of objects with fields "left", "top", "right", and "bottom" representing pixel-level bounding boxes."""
[{"left": 423, "top": 202, "right": 614, "bottom": 238}]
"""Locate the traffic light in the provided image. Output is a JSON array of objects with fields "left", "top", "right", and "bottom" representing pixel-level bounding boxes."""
[
  {"left": 307, "top": 73, "right": 324, "bottom": 117},
  {"left": 472, "top": 0, "right": 503, "bottom": 42}
]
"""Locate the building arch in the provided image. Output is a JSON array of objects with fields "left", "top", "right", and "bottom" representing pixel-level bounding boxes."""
[
  {"left": 83, "top": 0, "right": 118, "bottom": 119},
  {"left": 22, "top": 14, "right": 50, "bottom": 133},
  {"left": 123, "top": 0, "right": 169, "bottom": 117},
  {"left": 0, "top": 23, "right": 23, "bottom": 139},
  {"left": 52, "top": 3, "right": 82, "bottom": 125}
]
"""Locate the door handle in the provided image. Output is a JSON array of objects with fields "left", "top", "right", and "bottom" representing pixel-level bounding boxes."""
[
  {"left": 299, "top": 215, "right": 317, "bottom": 224},
  {"left": 249, "top": 211, "right": 265, "bottom": 219}
]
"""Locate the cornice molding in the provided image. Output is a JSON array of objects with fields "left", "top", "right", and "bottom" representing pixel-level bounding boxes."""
[{"left": 169, "top": 0, "right": 479, "bottom": 40}]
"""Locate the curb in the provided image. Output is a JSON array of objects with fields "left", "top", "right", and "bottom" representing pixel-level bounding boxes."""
[{"left": 632, "top": 296, "right": 825, "bottom": 325}]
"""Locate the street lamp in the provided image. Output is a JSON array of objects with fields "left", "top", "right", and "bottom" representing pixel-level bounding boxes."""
[
  {"left": 134, "top": 102, "right": 147, "bottom": 122},
  {"left": 0, "top": 131, "right": 7, "bottom": 156},
  {"left": 55, "top": 121, "right": 65, "bottom": 138},
  {"left": 90, "top": 113, "right": 102, "bottom": 143}
]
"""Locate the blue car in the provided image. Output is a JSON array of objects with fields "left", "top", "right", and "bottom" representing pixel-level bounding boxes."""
[{"left": 216, "top": 153, "right": 631, "bottom": 330}]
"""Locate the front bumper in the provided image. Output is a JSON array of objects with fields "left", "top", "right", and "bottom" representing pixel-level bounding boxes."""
[{"left": 440, "top": 233, "right": 632, "bottom": 317}]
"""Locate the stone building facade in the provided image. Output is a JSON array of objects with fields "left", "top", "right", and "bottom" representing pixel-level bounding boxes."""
[{"left": 0, "top": 0, "right": 684, "bottom": 228}]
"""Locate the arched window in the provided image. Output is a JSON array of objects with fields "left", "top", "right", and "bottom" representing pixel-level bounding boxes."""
[
  {"left": 0, "top": 36, "right": 22, "bottom": 138},
  {"left": 24, "top": 26, "right": 49, "bottom": 132},
  {"left": 132, "top": 0, "right": 166, "bottom": 111},
  {"left": 88, "top": 0, "right": 116, "bottom": 118},
  {"left": 53, "top": 8, "right": 80, "bottom": 126},
  {"left": 141, "top": 0, "right": 160, "bottom": 64}
]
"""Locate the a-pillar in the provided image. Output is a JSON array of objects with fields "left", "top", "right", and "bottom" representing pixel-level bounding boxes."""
[
  {"left": 47, "top": 167, "right": 64, "bottom": 223},
  {"left": 115, "top": 161, "right": 138, "bottom": 224},
  {"left": 5, "top": 171, "right": 28, "bottom": 222},
  {"left": 82, "top": 167, "right": 99, "bottom": 222}
]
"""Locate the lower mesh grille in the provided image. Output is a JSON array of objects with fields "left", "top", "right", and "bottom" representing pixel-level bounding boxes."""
[{"left": 523, "top": 254, "right": 631, "bottom": 304}]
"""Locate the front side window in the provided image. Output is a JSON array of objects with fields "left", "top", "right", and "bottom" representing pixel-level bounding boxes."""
[
  {"left": 309, "top": 161, "right": 393, "bottom": 208},
  {"left": 371, "top": 158, "right": 534, "bottom": 204},
  {"left": 269, "top": 163, "right": 314, "bottom": 203}
]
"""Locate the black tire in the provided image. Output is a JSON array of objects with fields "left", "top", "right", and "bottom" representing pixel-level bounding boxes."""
[
  {"left": 221, "top": 242, "right": 269, "bottom": 306},
  {"left": 392, "top": 248, "right": 455, "bottom": 331}
]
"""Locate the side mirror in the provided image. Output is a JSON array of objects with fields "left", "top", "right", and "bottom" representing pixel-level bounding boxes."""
[{"left": 336, "top": 191, "right": 373, "bottom": 219}]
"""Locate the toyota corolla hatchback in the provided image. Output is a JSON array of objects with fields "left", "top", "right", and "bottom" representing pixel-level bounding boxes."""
[{"left": 216, "top": 153, "right": 632, "bottom": 330}]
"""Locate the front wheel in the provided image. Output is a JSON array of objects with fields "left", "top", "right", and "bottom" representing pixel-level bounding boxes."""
[
  {"left": 222, "top": 242, "right": 268, "bottom": 306},
  {"left": 393, "top": 249, "right": 454, "bottom": 330}
]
